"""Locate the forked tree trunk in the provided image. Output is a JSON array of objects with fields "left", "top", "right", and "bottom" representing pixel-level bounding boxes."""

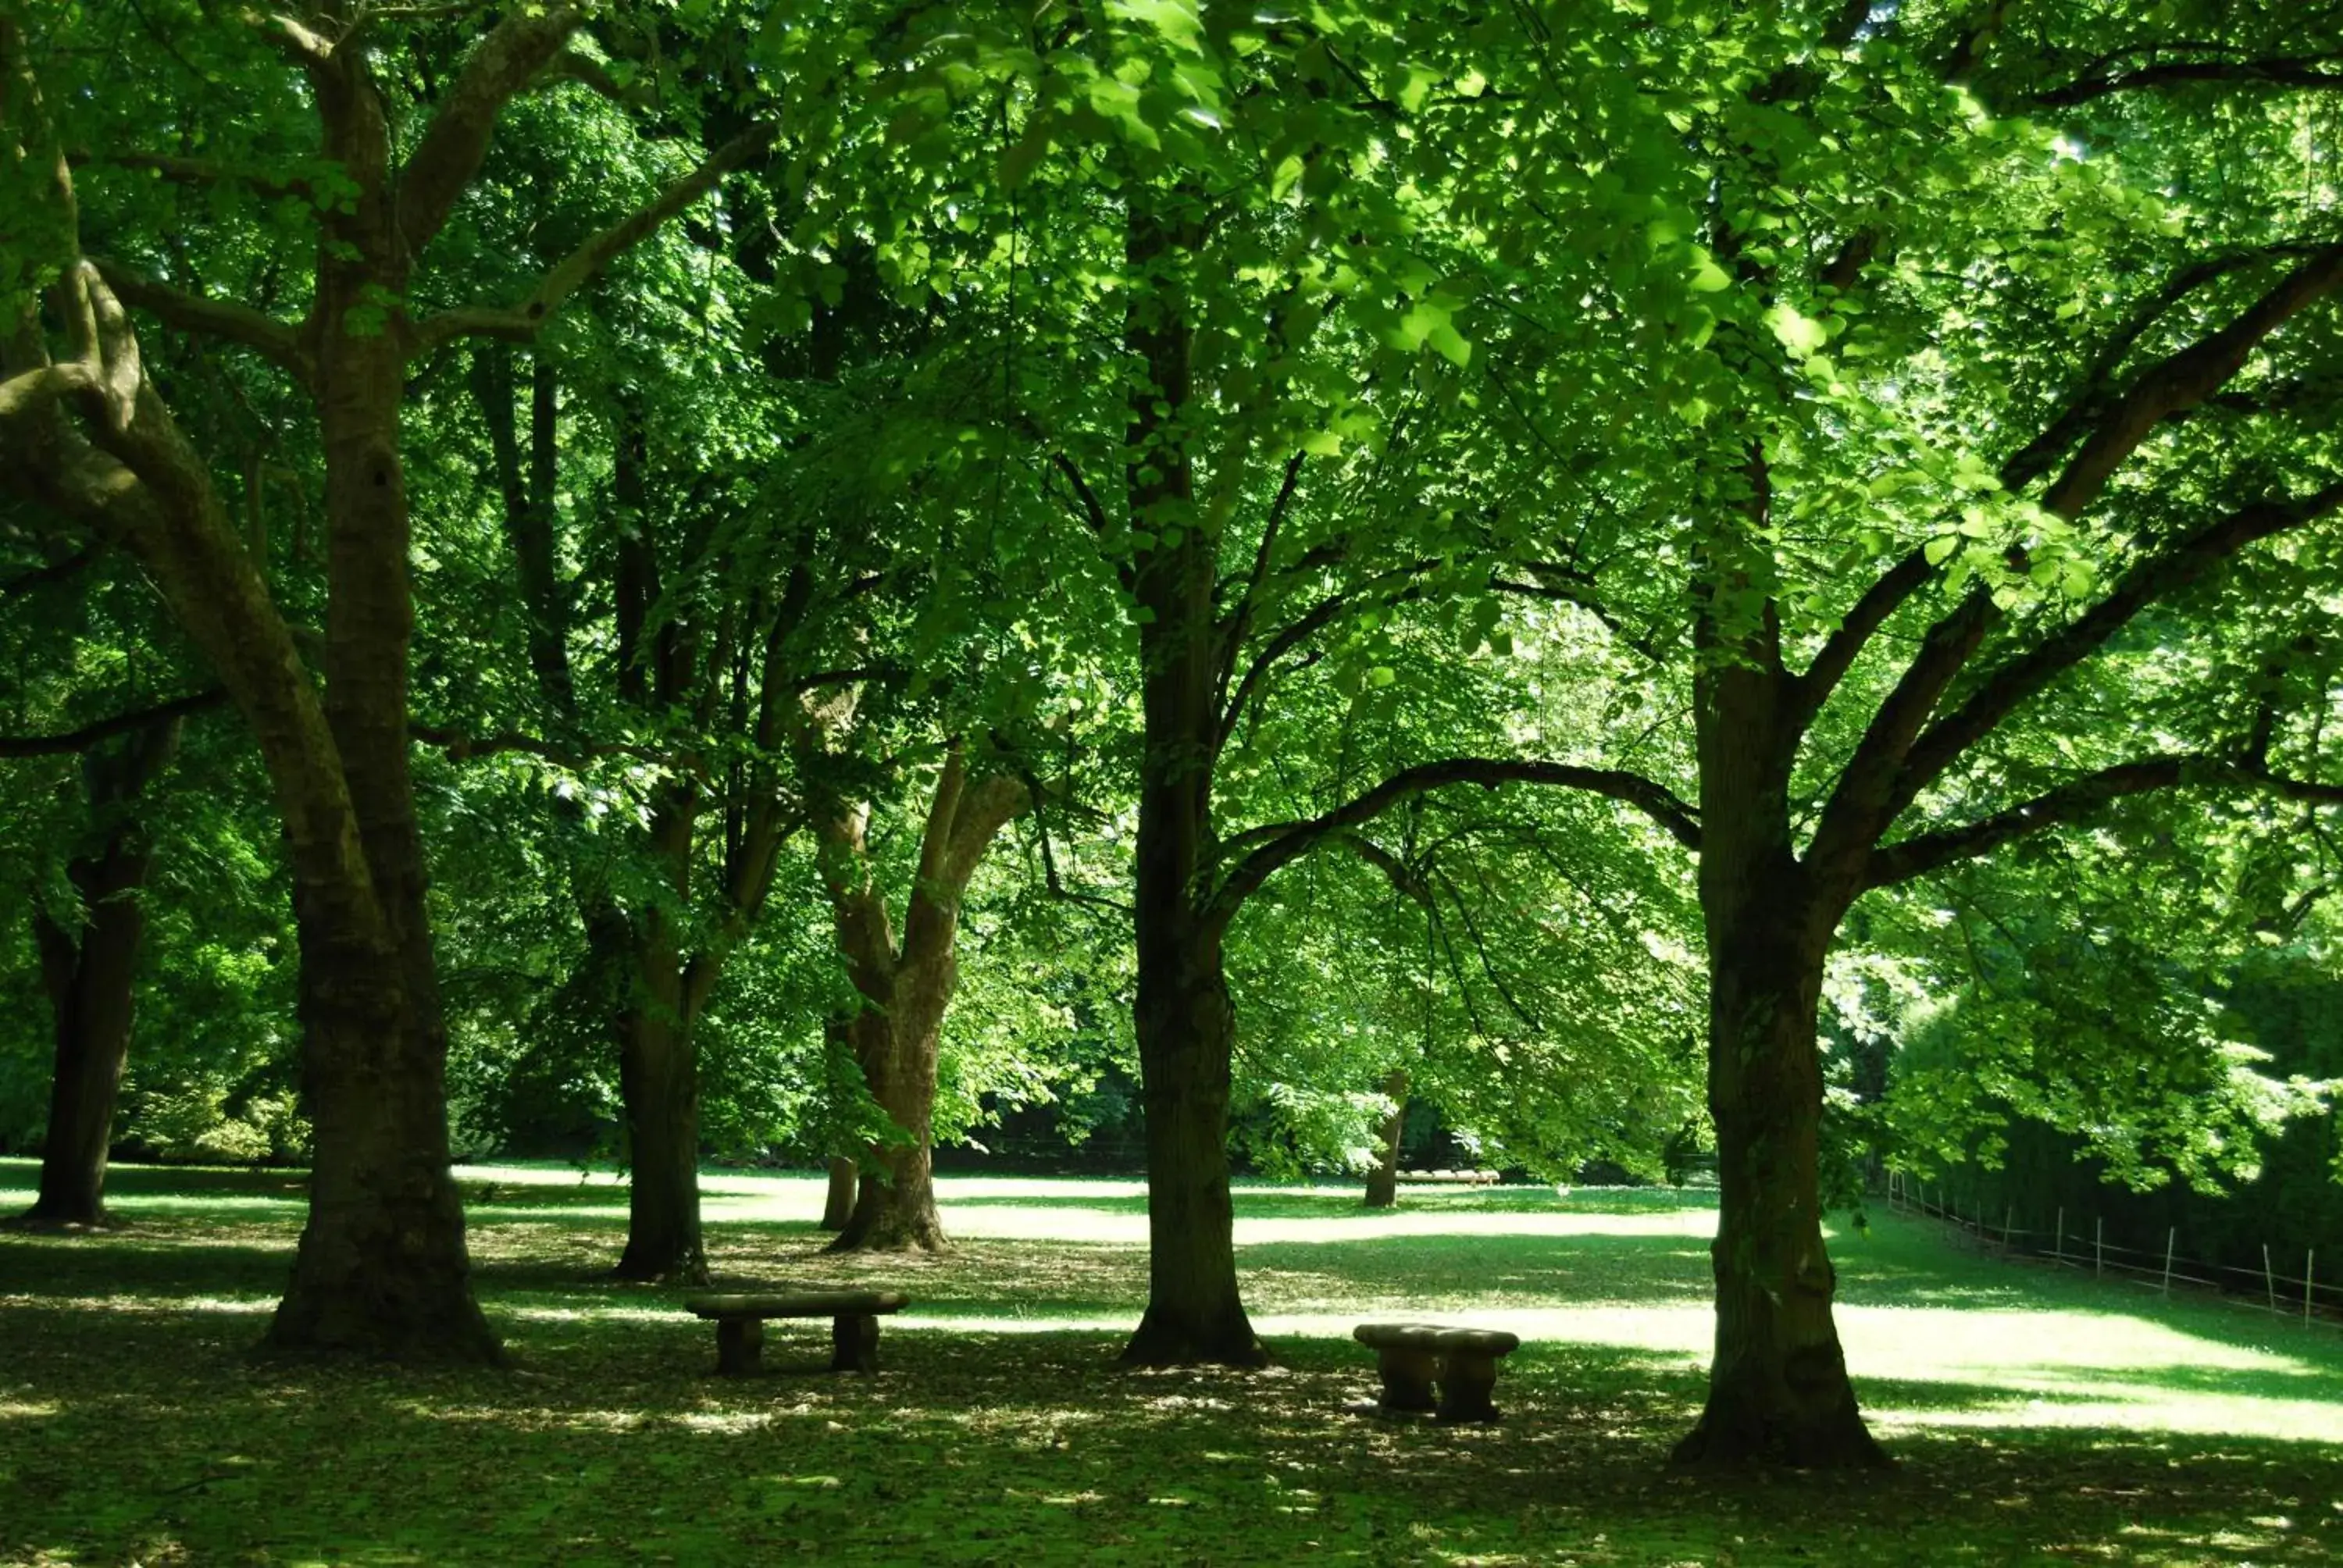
[
  {"left": 16, "top": 721, "right": 179, "bottom": 1229},
  {"left": 1674, "top": 652, "right": 1881, "bottom": 1466},
  {"left": 819, "top": 747, "right": 1025, "bottom": 1254},
  {"left": 820, "top": 1155, "right": 858, "bottom": 1231},
  {"left": 1363, "top": 1069, "right": 1408, "bottom": 1210},
  {"left": 832, "top": 971, "right": 949, "bottom": 1251}
]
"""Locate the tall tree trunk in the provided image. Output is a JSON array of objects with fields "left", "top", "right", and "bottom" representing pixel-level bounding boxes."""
[
  {"left": 614, "top": 785, "right": 707, "bottom": 1283},
  {"left": 1672, "top": 910, "right": 1882, "bottom": 1468},
  {"left": 831, "top": 999, "right": 948, "bottom": 1252},
  {"left": 1119, "top": 208, "right": 1264, "bottom": 1367},
  {"left": 1126, "top": 907, "right": 1259, "bottom": 1363},
  {"left": 1363, "top": 1069, "right": 1408, "bottom": 1210},
  {"left": 266, "top": 50, "right": 495, "bottom": 1362},
  {"left": 269, "top": 917, "right": 493, "bottom": 1359},
  {"left": 1673, "top": 647, "right": 1881, "bottom": 1466},
  {"left": 15, "top": 719, "right": 180, "bottom": 1229}
]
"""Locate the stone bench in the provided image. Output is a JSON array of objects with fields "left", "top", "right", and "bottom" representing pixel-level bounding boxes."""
[
  {"left": 1353, "top": 1322, "right": 1521, "bottom": 1423},
  {"left": 686, "top": 1290, "right": 909, "bottom": 1375}
]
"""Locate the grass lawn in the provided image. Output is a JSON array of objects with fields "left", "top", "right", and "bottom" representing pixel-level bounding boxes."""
[{"left": 2, "top": 1160, "right": 2338, "bottom": 1566}]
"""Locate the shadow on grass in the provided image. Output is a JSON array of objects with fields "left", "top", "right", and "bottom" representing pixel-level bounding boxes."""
[{"left": 4, "top": 1298, "right": 2337, "bottom": 1568}]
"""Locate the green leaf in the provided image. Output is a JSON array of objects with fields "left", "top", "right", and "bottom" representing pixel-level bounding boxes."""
[
  {"left": 1425, "top": 323, "right": 1471, "bottom": 367},
  {"left": 1689, "top": 251, "right": 1733, "bottom": 293}
]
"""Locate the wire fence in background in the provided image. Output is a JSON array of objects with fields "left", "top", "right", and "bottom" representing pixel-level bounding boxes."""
[{"left": 1882, "top": 1170, "right": 2341, "bottom": 1331}]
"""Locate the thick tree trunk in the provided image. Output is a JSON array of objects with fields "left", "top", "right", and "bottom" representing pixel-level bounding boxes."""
[
  {"left": 1673, "top": 923, "right": 1883, "bottom": 1468},
  {"left": 1674, "top": 643, "right": 1881, "bottom": 1466},
  {"left": 820, "top": 1155, "right": 858, "bottom": 1231},
  {"left": 1363, "top": 1069, "right": 1408, "bottom": 1210},
  {"left": 266, "top": 51, "right": 497, "bottom": 1361},
  {"left": 615, "top": 1003, "right": 704, "bottom": 1282},
  {"left": 267, "top": 920, "right": 494, "bottom": 1360},
  {"left": 830, "top": 992, "right": 949, "bottom": 1253},
  {"left": 614, "top": 787, "right": 708, "bottom": 1284},
  {"left": 1118, "top": 207, "right": 1262, "bottom": 1367},
  {"left": 1125, "top": 912, "right": 1261, "bottom": 1364}
]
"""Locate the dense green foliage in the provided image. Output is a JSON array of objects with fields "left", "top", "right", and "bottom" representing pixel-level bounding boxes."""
[{"left": 5, "top": 0, "right": 2343, "bottom": 1467}]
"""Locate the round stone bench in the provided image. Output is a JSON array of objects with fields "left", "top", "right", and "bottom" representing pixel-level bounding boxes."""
[{"left": 1353, "top": 1321, "right": 1521, "bottom": 1423}]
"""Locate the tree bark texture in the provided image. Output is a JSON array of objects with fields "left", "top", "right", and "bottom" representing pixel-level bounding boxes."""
[
  {"left": 1363, "top": 1069, "right": 1408, "bottom": 1210},
  {"left": 262, "top": 37, "right": 497, "bottom": 1363},
  {"left": 15, "top": 719, "right": 180, "bottom": 1228},
  {"left": 1118, "top": 207, "right": 1264, "bottom": 1367},
  {"left": 1672, "top": 653, "right": 1882, "bottom": 1467},
  {"left": 613, "top": 784, "right": 708, "bottom": 1283},
  {"left": 815, "top": 745, "right": 1025, "bottom": 1253}
]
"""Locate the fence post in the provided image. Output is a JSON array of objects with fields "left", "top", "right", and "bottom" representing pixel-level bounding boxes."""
[
  {"left": 2004, "top": 1204, "right": 2015, "bottom": 1256},
  {"left": 2162, "top": 1228, "right": 2176, "bottom": 1295},
  {"left": 2266, "top": 1244, "right": 2279, "bottom": 1314},
  {"left": 2309, "top": 1250, "right": 2318, "bottom": 1327},
  {"left": 2054, "top": 1207, "right": 2064, "bottom": 1266},
  {"left": 2095, "top": 1217, "right": 2104, "bottom": 1279}
]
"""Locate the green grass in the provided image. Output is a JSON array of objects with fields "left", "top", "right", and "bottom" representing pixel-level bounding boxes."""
[{"left": 2, "top": 1159, "right": 2338, "bottom": 1566}]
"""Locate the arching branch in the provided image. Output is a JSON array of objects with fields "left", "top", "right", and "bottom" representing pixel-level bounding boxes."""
[
  {"left": 408, "top": 123, "right": 774, "bottom": 358},
  {"left": 1892, "top": 479, "right": 2343, "bottom": 811},
  {"left": 1867, "top": 756, "right": 2343, "bottom": 889},
  {"left": 87, "top": 261, "right": 310, "bottom": 384},
  {"left": 1207, "top": 757, "right": 1699, "bottom": 928}
]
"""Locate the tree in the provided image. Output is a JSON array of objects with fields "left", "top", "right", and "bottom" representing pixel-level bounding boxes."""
[
  {"left": 2, "top": 701, "right": 194, "bottom": 1227},
  {"left": 808, "top": 740, "right": 1028, "bottom": 1250},
  {"left": 1412, "top": 0, "right": 2343, "bottom": 1463},
  {"left": 0, "top": 3, "right": 766, "bottom": 1355}
]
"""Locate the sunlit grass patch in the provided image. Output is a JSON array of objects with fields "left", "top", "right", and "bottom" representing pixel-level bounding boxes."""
[{"left": 4, "top": 1161, "right": 2341, "bottom": 1565}]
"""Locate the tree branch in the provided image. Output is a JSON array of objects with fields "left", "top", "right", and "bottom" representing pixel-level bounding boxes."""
[
  {"left": 2035, "top": 241, "right": 2343, "bottom": 519},
  {"left": 1866, "top": 754, "right": 2343, "bottom": 888},
  {"left": 1218, "top": 558, "right": 1439, "bottom": 750},
  {"left": 2000, "top": 241, "right": 2334, "bottom": 496},
  {"left": 70, "top": 148, "right": 304, "bottom": 199},
  {"left": 1214, "top": 451, "right": 1304, "bottom": 696},
  {"left": 2039, "top": 55, "right": 2343, "bottom": 106},
  {"left": 1785, "top": 545, "right": 1935, "bottom": 727},
  {"left": 0, "top": 542, "right": 100, "bottom": 600},
  {"left": 1805, "top": 586, "right": 1995, "bottom": 875},
  {"left": 408, "top": 123, "right": 775, "bottom": 358},
  {"left": 1895, "top": 479, "right": 2343, "bottom": 807},
  {"left": 1207, "top": 757, "right": 1699, "bottom": 928},
  {"left": 88, "top": 259, "right": 311, "bottom": 384},
  {"left": 0, "top": 688, "right": 223, "bottom": 758},
  {"left": 395, "top": 5, "right": 585, "bottom": 261}
]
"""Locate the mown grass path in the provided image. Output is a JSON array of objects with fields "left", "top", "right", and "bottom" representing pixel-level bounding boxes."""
[{"left": 2, "top": 1162, "right": 2338, "bottom": 1565}]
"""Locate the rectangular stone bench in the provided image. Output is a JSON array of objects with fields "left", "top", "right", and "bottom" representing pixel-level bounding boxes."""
[
  {"left": 1353, "top": 1322, "right": 1521, "bottom": 1423},
  {"left": 686, "top": 1290, "right": 909, "bottom": 1375}
]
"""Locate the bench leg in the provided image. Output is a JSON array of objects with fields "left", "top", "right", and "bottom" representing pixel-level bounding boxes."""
[
  {"left": 715, "top": 1317, "right": 764, "bottom": 1377},
  {"left": 831, "top": 1312, "right": 881, "bottom": 1374},
  {"left": 1374, "top": 1345, "right": 1439, "bottom": 1413},
  {"left": 1435, "top": 1352, "right": 1500, "bottom": 1423}
]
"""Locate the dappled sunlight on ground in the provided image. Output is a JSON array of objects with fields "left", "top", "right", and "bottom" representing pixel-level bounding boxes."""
[{"left": 5, "top": 1158, "right": 2341, "bottom": 1565}]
